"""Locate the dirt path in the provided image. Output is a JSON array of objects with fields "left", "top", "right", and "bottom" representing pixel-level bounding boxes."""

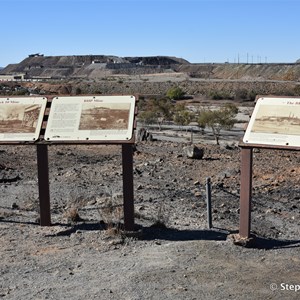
[{"left": 1, "top": 222, "right": 300, "bottom": 300}]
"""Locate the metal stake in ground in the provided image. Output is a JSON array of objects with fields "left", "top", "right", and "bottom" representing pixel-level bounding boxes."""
[{"left": 206, "top": 177, "right": 212, "bottom": 229}]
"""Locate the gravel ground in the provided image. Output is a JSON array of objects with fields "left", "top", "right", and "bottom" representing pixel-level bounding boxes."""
[{"left": 0, "top": 129, "right": 300, "bottom": 299}]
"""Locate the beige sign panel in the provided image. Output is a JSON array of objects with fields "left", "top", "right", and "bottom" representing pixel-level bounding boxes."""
[
  {"left": 0, "top": 97, "right": 47, "bottom": 141},
  {"left": 243, "top": 97, "right": 300, "bottom": 147},
  {"left": 45, "top": 95, "right": 136, "bottom": 141}
]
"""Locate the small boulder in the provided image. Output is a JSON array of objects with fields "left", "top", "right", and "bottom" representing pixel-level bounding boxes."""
[{"left": 183, "top": 145, "right": 204, "bottom": 159}]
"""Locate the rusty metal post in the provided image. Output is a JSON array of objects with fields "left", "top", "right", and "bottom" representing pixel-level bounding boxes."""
[
  {"left": 239, "top": 147, "right": 253, "bottom": 238},
  {"left": 122, "top": 144, "right": 135, "bottom": 231},
  {"left": 206, "top": 177, "right": 212, "bottom": 229},
  {"left": 36, "top": 144, "right": 51, "bottom": 226}
]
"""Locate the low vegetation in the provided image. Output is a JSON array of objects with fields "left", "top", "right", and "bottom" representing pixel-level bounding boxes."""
[
  {"left": 197, "top": 104, "right": 238, "bottom": 145},
  {"left": 138, "top": 89, "right": 239, "bottom": 145},
  {"left": 166, "top": 86, "right": 185, "bottom": 100}
]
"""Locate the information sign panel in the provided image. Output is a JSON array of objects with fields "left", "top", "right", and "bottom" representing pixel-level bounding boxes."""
[
  {"left": 0, "top": 97, "right": 47, "bottom": 141},
  {"left": 44, "top": 95, "right": 136, "bottom": 141},
  {"left": 243, "top": 97, "right": 300, "bottom": 147}
]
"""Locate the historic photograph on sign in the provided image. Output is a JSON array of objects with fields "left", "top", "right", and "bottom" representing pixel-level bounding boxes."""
[
  {"left": 0, "top": 104, "right": 41, "bottom": 133},
  {"left": 0, "top": 97, "right": 47, "bottom": 141},
  {"left": 44, "top": 95, "right": 136, "bottom": 141},
  {"left": 250, "top": 105, "right": 300, "bottom": 135},
  {"left": 243, "top": 97, "right": 300, "bottom": 147},
  {"left": 79, "top": 102, "right": 130, "bottom": 131}
]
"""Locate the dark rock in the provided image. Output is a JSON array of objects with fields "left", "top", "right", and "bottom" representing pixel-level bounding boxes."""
[
  {"left": 11, "top": 203, "right": 19, "bottom": 209},
  {"left": 0, "top": 172, "right": 21, "bottom": 183},
  {"left": 183, "top": 145, "right": 204, "bottom": 159},
  {"left": 134, "top": 167, "right": 142, "bottom": 175},
  {"left": 137, "top": 184, "right": 143, "bottom": 190},
  {"left": 137, "top": 128, "right": 153, "bottom": 142}
]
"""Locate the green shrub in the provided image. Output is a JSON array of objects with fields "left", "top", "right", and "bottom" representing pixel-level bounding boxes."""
[
  {"left": 209, "top": 90, "right": 234, "bottom": 100},
  {"left": 197, "top": 103, "right": 238, "bottom": 145},
  {"left": 293, "top": 85, "right": 300, "bottom": 96},
  {"left": 235, "top": 89, "right": 248, "bottom": 100},
  {"left": 166, "top": 86, "right": 185, "bottom": 100},
  {"left": 75, "top": 87, "right": 82, "bottom": 95}
]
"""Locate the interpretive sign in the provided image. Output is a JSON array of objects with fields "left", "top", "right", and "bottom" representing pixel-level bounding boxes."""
[
  {"left": 0, "top": 97, "right": 47, "bottom": 141},
  {"left": 44, "top": 95, "right": 136, "bottom": 141},
  {"left": 243, "top": 97, "right": 300, "bottom": 147},
  {"left": 0, "top": 95, "right": 136, "bottom": 229}
]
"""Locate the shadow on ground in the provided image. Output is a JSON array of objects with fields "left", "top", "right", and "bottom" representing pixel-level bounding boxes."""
[
  {"left": 138, "top": 226, "right": 300, "bottom": 251},
  {"left": 249, "top": 234, "right": 300, "bottom": 250},
  {"left": 142, "top": 226, "right": 229, "bottom": 242},
  {"left": 1, "top": 218, "right": 300, "bottom": 250}
]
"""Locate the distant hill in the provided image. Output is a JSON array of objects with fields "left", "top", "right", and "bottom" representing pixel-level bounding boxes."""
[
  {"left": 1, "top": 54, "right": 189, "bottom": 80},
  {"left": 1, "top": 54, "right": 300, "bottom": 82}
]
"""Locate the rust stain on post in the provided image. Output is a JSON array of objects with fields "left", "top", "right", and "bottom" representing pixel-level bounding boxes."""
[{"left": 239, "top": 147, "right": 253, "bottom": 238}]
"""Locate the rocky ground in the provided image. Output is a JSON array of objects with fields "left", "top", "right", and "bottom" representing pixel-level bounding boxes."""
[{"left": 0, "top": 121, "right": 300, "bottom": 299}]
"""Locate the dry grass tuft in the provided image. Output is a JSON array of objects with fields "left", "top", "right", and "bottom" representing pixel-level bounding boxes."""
[
  {"left": 64, "top": 207, "right": 82, "bottom": 223},
  {"left": 97, "top": 191, "right": 124, "bottom": 236},
  {"left": 151, "top": 201, "right": 169, "bottom": 229}
]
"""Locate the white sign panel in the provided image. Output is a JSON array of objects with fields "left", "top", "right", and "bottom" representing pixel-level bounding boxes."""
[
  {"left": 243, "top": 97, "right": 300, "bottom": 147},
  {"left": 0, "top": 97, "right": 47, "bottom": 141},
  {"left": 44, "top": 95, "right": 136, "bottom": 141}
]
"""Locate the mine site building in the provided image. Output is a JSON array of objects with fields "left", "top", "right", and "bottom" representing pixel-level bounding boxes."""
[{"left": 0, "top": 74, "right": 26, "bottom": 81}]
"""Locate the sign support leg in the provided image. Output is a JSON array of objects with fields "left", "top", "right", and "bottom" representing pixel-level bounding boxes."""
[
  {"left": 239, "top": 147, "right": 253, "bottom": 239},
  {"left": 122, "top": 144, "right": 135, "bottom": 231},
  {"left": 36, "top": 144, "right": 51, "bottom": 226}
]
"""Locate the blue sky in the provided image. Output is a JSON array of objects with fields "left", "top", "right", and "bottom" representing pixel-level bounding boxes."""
[{"left": 1, "top": 0, "right": 299, "bottom": 67}]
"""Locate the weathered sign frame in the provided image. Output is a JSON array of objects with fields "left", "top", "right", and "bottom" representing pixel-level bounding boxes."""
[
  {"left": 0, "top": 95, "right": 137, "bottom": 231},
  {"left": 239, "top": 96, "right": 300, "bottom": 240},
  {"left": 243, "top": 96, "right": 300, "bottom": 147}
]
